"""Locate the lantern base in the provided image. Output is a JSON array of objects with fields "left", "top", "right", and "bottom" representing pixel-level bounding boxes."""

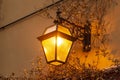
[{"left": 50, "top": 61, "right": 63, "bottom": 65}]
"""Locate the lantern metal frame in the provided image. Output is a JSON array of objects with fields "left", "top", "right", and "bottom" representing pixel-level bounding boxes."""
[
  {"left": 38, "top": 24, "right": 75, "bottom": 64},
  {"left": 37, "top": 9, "right": 91, "bottom": 65}
]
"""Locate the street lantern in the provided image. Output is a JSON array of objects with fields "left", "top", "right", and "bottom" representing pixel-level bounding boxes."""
[
  {"left": 37, "top": 10, "right": 91, "bottom": 65},
  {"left": 37, "top": 24, "right": 75, "bottom": 65}
]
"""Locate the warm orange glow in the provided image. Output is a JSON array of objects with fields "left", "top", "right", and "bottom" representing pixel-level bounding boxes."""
[
  {"left": 57, "top": 37, "right": 63, "bottom": 46},
  {"left": 58, "top": 25, "right": 71, "bottom": 35},
  {"left": 86, "top": 20, "right": 114, "bottom": 69},
  {"left": 57, "top": 36, "right": 72, "bottom": 62},
  {"left": 51, "top": 62, "right": 62, "bottom": 65},
  {"left": 39, "top": 24, "right": 73, "bottom": 65},
  {"left": 84, "top": 51, "right": 113, "bottom": 70},
  {"left": 91, "top": 20, "right": 99, "bottom": 34},
  {"left": 42, "top": 36, "right": 72, "bottom": 65},
  {"left": 42, "top": 37, "right": 56, "bottom": 62},
  {"left": 70, "top": 46, "right": 114, "bottom": 70}
]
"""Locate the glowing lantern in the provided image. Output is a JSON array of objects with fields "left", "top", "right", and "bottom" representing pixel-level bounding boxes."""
[{"left": 37, "top": 24, "right": 75, "bottom": 65}]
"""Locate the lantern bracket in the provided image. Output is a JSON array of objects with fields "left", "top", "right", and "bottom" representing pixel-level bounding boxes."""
[{"left": 54, "top": 10, "right": 91, "bottom": 52}]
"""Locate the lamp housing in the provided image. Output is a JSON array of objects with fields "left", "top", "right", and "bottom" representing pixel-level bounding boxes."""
[{"left": 37, "top": 24, "right": 75, "bottom": 65}]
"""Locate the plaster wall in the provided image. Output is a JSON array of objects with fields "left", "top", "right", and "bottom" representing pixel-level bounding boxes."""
[
  {"left": 0, "top": 0, "right": 120, "bottom": 75},
  {"left": 0, "top": 0, "right": 57, "bottom": 75}
]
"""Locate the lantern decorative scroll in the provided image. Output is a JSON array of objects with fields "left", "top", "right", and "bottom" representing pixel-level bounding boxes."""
[{"left": 37, "top": 24, "right": 75, "bottom": 65}]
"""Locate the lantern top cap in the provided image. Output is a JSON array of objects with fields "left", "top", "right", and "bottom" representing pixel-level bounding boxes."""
[{"left": 44, "top": 24, "right": 71, "bottom": 36}]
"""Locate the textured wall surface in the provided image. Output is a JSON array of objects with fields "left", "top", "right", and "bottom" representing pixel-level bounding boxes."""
[
  {"left": 0, "top": 0, "right": 59, "bottom": 27},
  {"left": 0, "top": 0, "right": 2, "bottom": 21},
  {"left": 111, "top": 2, "right": 120, "bottom": 56},
  {"left": 0, "top": 0, "right": 120, "bottom": 76},
  {"left": 0, "top": 0, "right": 57, "bottom": 75}
]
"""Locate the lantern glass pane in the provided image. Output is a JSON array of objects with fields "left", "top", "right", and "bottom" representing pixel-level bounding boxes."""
[
  {"left": 58, "top": 25, "right": 71, "bottom": 35},
  {"left": 42, "top": 37, "right": 56, "bottom": 62},
  {"left": 57, "top": 36, "right": 72, "bottom": 62},
  {"left": 44, "top": 25, "right": 56, "bottom": 34}
]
